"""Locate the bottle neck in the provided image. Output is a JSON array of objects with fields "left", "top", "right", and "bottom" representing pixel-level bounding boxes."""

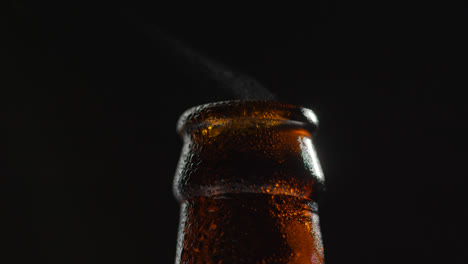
[
  {"left": 174, "top": 101, "right": 326, "bottom": 263},
  {"left": 176, "top": 193, "right": 325, "bottom": 264}
]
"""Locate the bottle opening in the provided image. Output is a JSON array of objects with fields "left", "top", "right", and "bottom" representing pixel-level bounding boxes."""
[
  {"left": 174, "top": 100, "right": 324, "bottom": 202},
  {"left": 176, "top": 100, "right": 319, "bottom": 137}
]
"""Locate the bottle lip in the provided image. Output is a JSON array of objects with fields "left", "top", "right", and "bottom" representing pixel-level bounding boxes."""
[{"left": 176, "top": 100, "right": 319, "bottom": 136}]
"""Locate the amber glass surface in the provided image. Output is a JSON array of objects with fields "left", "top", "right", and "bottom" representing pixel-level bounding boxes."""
[{"left": 174, "top": 100, "right": 325, "bottom": 264}]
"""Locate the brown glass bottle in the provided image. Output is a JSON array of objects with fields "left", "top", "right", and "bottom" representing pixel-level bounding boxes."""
[{"left": 173, "top": 100, "right": 325, "bottom": 264}]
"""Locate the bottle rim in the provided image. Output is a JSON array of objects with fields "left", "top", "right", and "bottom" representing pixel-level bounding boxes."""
[{"left": 176, "top": 100, "right": 319, "bottom": 136}]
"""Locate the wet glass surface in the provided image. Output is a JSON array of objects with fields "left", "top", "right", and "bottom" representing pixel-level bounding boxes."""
[{"left": 174, "top": 100, "right": 325, "bottom": 263}]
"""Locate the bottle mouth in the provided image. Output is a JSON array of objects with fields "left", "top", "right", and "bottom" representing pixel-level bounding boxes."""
[{"left": 177, "top": 100, "right": 319, "bottom": 136}]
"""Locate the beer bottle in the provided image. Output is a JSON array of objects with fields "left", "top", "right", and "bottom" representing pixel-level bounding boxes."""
[{"left": 173, "top": 100, "right": 326, "bottom": 263}]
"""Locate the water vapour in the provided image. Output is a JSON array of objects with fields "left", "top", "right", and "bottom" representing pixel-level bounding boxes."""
[{"left": 124, "top": 12, "right": 277, "bottom": 101}]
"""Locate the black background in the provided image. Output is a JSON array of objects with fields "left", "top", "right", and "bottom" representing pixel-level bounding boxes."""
[{"left": 2, "top": 1, "right": 467, "bottom": 263}]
